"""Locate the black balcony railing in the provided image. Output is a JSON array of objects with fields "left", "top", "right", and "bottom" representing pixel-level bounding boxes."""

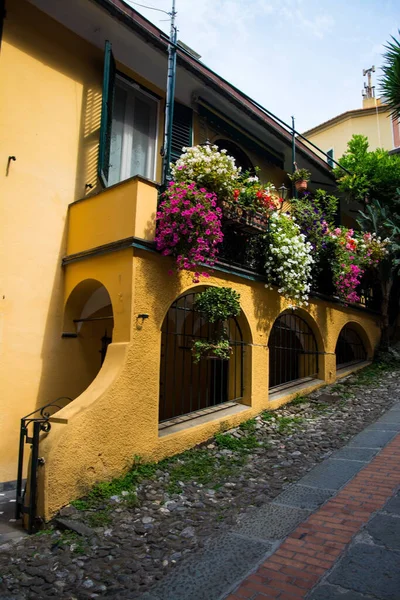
[{"left": 216, "top": 227, "right": 381, "bottom": 312}]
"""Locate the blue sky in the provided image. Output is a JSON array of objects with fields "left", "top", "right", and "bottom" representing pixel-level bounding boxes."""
[{"left": 127, "top": 0, "right": 399, "bottom": 132}]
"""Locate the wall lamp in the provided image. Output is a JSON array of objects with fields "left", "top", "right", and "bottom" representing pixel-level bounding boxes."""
[{"left": 278, "top": 184, "right": 288, "bottom": 201}]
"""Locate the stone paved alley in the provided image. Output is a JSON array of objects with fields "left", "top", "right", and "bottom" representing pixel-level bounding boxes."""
[{"left": 0, "top": 362, "right": 399, "bottom": 599}]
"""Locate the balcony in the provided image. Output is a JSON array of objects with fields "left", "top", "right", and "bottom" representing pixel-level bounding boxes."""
[{"left": 66, "top": 176, "right": 158, "bottom": 258}]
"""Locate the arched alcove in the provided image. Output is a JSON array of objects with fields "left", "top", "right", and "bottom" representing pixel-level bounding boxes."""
[
  {"left": 335, "top": 323, "right": 368, "bottom": 369},
  {"left": 159, "top": 289, "right": 250, "bottom": 422},
  {"left": 62, "top": 279, "right": 114, "bottom": 399},
  {"left": 268, "top": 310, "right": 320, "bottom": 389}
]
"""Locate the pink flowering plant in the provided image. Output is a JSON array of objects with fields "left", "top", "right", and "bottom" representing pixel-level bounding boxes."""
[
  {"left": 327, "top": 227, "right": 388, "bottom": 303},
  {"left": 155, "top": 182, "right": 223, "bottom": 282}
]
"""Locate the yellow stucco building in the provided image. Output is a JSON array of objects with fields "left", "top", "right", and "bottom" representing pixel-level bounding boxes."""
[{"left": 1, "top": 0, "right": 382, "bottom": 525}]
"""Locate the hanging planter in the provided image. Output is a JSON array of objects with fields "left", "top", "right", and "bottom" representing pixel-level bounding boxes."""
[
  {"left": 192, "top": 339, "right": 232, "bottom": 363},
  {"left": 295, "top": 179, "right": 308, "bottom": 192},
  {"left": 288, "top": 168, "right": 311, "bottom": 193},
  {"left": 221, "top": 201, "right": 268, "bottom": 235},
  {"left": 191, "top": 287, "right": 241, "bottom": 363}
]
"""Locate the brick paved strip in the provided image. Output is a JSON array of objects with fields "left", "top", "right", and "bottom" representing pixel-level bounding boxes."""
[{"left": 226, "top": 433, "right": 400, "bottom": 600}]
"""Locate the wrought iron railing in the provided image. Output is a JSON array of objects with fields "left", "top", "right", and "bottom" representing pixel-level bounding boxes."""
[
  {"left": 217, "top": 227, "right": 381, "bottom": 312},
  {"left": 16, "top": 397, "right": 71, "bottom": 534}
]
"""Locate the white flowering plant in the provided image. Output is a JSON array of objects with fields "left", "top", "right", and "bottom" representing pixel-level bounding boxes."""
[
  {"left": 171, "top": 144, "right": 240, "bottom": 199},
  {"left": 264, "top": 212, "right": 314, "bottom": 306}
]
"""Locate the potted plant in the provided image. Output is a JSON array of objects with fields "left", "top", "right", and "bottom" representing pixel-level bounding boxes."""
[
  {"left": 222, "top": 172, "right": 282, "bottom": 234},
  {"left": 288, "top": 168, "right": 311, "bottom": 192},
  {"left": 191, "top": 287, "right": 241, "bottom": 362},
  {"left": 192, "top": 339, "right": 232, "bottom": 363}
]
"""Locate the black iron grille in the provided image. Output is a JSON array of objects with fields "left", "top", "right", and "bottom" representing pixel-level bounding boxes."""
[
  {"left": 336, "top": 325, "right": 367, "bottom": 368},
  {"left": 159, "top": 292, "right": 244, "bottom": 422},
  {"left": 269, "top": 312, "right": 319, "bottom": 389}
]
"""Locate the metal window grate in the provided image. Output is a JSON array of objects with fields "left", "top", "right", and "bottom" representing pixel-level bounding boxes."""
[
  {"left": 269, "top": 312, "right": 319, "bottom": 389},
  {"left": 336, "top": 325, "right": 367, "bottom": 368},
  {"left": 159, "top": 292, "right": 244, "bottom": 422}
]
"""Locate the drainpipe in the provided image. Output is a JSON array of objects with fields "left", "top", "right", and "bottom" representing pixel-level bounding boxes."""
[
  {"left": 0, "top": 0, "right": 5, "bottom": 53},
  {"left": 291, "top": 115, "right": 297, "bottom": 198},
  {"left": 162, "top": 0, "right": 177, "bottom": 186}
]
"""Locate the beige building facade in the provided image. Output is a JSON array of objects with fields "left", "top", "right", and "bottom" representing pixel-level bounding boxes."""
[{"left": 303, "top": 96, "right": 400, "bottom": 165}]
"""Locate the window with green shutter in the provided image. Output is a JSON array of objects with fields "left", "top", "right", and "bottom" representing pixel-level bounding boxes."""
[
  {"left": 98, "top": 41, "right": 116, "bottom": 188},
  {"left": 170, "top": 102, "right": 193, "bottom": 162},
  {"left": 98, "top": 41, "right": 159, "bottom": 187}
]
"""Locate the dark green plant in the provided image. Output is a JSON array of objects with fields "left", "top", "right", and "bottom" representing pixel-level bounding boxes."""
[
  {"left": 192, "top": 339, "right": 232, "bottom": 363},
  {"left": 380, "top": 31, "right": 400, "bottom": 121},
  {"left": 288, "top": 168, "right": 311, "bottom": 183},
  {"left": 194, "top": 287, "right": 241, "bottom": 323},
  {"left": 357, "top": 196, "right": 400, "bottom": 349},
  {"left": 333, "top": 135, "right": 400, "bottom": 208},
  {"left": 214, "top": 432, "right": 259, "bottom": 451}
]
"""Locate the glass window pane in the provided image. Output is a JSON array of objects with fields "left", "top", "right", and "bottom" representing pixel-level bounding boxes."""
[
  {"left": 108, "top": 85, "right": 127, "bottom": 186},
  {"left": 131, "top": 93, "right": 157, "bottom": 179}
]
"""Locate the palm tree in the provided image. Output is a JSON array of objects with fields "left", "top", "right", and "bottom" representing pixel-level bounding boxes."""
[{"left": 380, "top": 32, "right": 400, "bottom": 121}]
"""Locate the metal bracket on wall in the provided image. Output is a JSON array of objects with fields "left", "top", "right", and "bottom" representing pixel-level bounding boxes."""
[{"left": 6, "top": 156, "right": 16, "bottom": 176}]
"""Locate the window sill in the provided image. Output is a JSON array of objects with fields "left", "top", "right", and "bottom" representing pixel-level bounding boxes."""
[
  {"left": 158, "top": 402, "right": 250, "bottom": 437},
  {"left": 269, "top": 377, "right": 324, "bottom": 403},
  {"left": 336, "top": 360, "right": 371, "bottom": 378}
]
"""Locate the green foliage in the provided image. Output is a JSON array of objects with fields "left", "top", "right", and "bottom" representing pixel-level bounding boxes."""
[
  {"left": 290, "top": 394, "right": 309, "bottom": 406},
  {"left": 239, "top": 417, "right": 257, "bottom": 432},
  {"left": 357, "top": 198, "right": 398, "bottom": 273},
  {"left": 380, "top": 31, "right": 400, "bottom": 121},
  {"left": 261, "top": 410, "right": 274, "bottom": 421},
  {"left": 275, "top": 415, "right": 304, "bottom": 433},
  {"left": 215, "top": 432, "right": 260, "bottom": 451},
  {"left": 87, "top": 509, "right": 112, "bottom": 528},
  {"left": 288, "top": 168, "right": 311, "bottom": 182},
  {"left": 290, "top": 190, "right": 339, "bottom": 287},
  {"left": 52, "top": 530, "right": 88, "bottom": 555},
  {"left": 163, "top": 448, "right": 248, "bottom": 494},
  {"left": 71, "top": 457, "right": 158, "bottom": 510},
  {"left": 194, "top": 287, "right": 241, "bottom": 323},
  {"left": 192, "top": 338, "right": 232, "bottom": 363},
  {"left": 334, "top": 135, "right": 400, "bottom": 207}
]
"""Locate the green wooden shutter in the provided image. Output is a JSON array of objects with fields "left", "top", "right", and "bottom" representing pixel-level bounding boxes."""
[
  {"left": 98, "top": 40, "right": 116, "bottom": 187},
  {"left": 170, "top": 102, "right": 193, "bottom": 163}
]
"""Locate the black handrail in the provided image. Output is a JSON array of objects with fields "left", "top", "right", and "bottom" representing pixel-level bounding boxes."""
[{"left": 16, "top": 397, "right": 71, "bottom": 534}]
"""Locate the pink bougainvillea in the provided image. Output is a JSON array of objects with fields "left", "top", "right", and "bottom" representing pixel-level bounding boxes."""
[{"left": 155, "top": 182, "right": 223, "bottom": 282}]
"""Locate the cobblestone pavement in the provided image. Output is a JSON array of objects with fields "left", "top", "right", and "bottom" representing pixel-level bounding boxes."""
[
  {"left": 226, "top": 413, "right": 400, "bottom": 600},
  {"left": 0, "top": 364, "right": 399, "bottom": 599},
  {"left": 0, "top": 490, "right": 27, "bottom": 546}
]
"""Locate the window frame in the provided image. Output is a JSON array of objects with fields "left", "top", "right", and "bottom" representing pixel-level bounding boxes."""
[{"left": 109, "top": 73, "right": 160, "bottom": 184}]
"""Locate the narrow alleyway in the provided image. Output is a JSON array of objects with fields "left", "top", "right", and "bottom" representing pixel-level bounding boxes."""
[{"left": 0, "top": 363, "right": 399, "bottom": 599}]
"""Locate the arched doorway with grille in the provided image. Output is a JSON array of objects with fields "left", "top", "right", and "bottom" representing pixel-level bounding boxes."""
[
  {"left": 268, "top": 311, "right": 319, "bottom": 390},
  {"left": 336, "top": 324, "right": 367, "bottom": 369},
  {"left": 159, "top": 291, "right": 245, "bottom": 422}
]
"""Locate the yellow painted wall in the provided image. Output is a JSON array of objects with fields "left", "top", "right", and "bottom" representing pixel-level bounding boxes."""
[
  {"left": 0, "top": 0, "right": 166, "bottom": 483},
  {"left": 305, "top": 109, "right": 394, "bottom": 160},
  {"left": 0, "top": 0, "right": 103, "bottom": 482},
  {"left": 37, "top": 238, "right": 381, "bottom": 519}
]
